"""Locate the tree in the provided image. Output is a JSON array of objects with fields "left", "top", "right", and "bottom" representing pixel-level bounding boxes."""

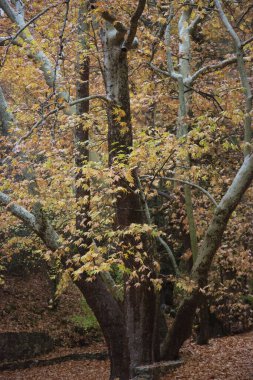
[{"left": 0, "top": 0, "right": 253, "bottom": 379}]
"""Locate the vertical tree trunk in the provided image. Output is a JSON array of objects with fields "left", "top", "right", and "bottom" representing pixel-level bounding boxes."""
[
  {"left": 197, "top": 295, "right": 210, "bottom": 345},
  {"left": 76, "top": 275, "right": 130, "bottom": 380},
  {"left": 101, "top": 25, "right": 157, "bottom": 376},
  {"left": 75, "top": 2, "right": 91, "bottom": 246},
  {"left": 74, "top": 8, "right": 130, "bottom": 379}
]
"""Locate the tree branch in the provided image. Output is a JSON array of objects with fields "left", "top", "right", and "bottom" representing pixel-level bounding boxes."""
[
  {"left": 0, "top": 192, "right": 60, "bottom": 251},
  {"left": 190, "top": 56, "right": 237, "bottom": 83},
  {"left": 8, "top": 2, "right": 61, "bottom": 44},
  {"left": 2, "top": 95, "right": 109, "bottom": 160},
  {"left": 214, "top": 0, "right": 253, "bottom": 156},
  {"left": 242, "top": 35, "right": 253, "bottom": 47},
  {"left": 136, "top": 175, "right": 179, "bottom": 276},
  {"left": 100, "top": 10, "right": 127, "bottom": 34},
  {"left": 161, "top": 152, "right": 253, "bottom": 360},
  {"left": 122, "top": 0, "right": 146, "bottom": 51},
  {"left": 148, "top": 63, "right": 172, "bottom": 78},
  {"left": 165, "top": 3, "right": 181, "bottom": 80},
  {"left": 0, "top": 36, "right": 12, "bottom": 45},
  {"left": 192, "top": 153, "right": 253, "bottom": 280},
  {"left": 0, "top": 0, "right": 70, "bottom": 104},
  {"left": 142, "top": 175, "right": 218, "bottom": 207}
]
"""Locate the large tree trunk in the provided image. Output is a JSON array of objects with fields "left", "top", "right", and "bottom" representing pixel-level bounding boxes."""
[
  {"left": 76, "top": 275, "right": 130, "bottom": 379},
  {"left": 74, "top": 8, "right": 130, "bottom": 379},
  {"left": 101, "top": 24, "right": 157, "bottom": 376}
]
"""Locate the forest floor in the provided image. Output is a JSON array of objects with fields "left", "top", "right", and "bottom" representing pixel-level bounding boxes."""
[
  {"left": 1, "top": 331, "right": 253, "bottom": 379},
  {"left": 0, "top": 271, "right": 97, "bottom": 346},
  {"left": 1, "top": 270, "right": 253, "bottom": 379}
]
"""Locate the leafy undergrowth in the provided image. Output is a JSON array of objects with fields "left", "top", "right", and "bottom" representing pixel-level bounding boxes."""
[{"left": 1, "top": 332, "right": 253, "bottom": 379}]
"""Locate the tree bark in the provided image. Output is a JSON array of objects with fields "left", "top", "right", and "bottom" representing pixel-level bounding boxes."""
[
  {"left": 75, "top": 1, "right": 91, "bottom": 248},
  {"left": 74, "top": 7, "right": 130, "bottom": 379},
  {"left": 161, "top": 153, "right": 253, "bottom": 360},
  {"left": 76, "top": 275, "right": 129, "bottom": 380},
  {"left": 101, "top": 19, "right": 157, "bottom": 376},
  {"left": 161, "top": 290, "right": 198, "bottom": 359},
  {"left": 196, "top": 295, "right": 210, "bottom": 345}
]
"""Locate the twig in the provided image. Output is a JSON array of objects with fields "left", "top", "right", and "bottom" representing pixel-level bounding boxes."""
[
  {"left": 184, "top": 85, "right": 223, "bottom": 111},
  {"left": 149, "top": 151, "right": 175, "bottom": 189},
  {"left": 0, "top": 1, "right": 62, "bottom": 67},
  {"left": 1, "top": 95, "right": 110, "bottom": 162},
  {"left": 52, "top": 0, "right": 70, "bottom": 95},
  {"left": 142, "top": 175, "right": 218, "bottom": 207},
  {"left": 236, "top": 5, "right": 253, "bottom": 27},
  {"left": 136, "top": 175, "right": 179, "bottom": 275},
  {"left": 242, "top": 36, "right": 253, "bottom": 47},
  {"left": 189, "top": 56, "right": 238, "bottom": 83},
  {"left": 214, "top": 0, "right": 253, "bottom": 156}
]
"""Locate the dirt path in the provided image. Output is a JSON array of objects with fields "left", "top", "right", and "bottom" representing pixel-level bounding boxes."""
[{"left": 1, "top": 332, "right": 253, "bottom": 379}]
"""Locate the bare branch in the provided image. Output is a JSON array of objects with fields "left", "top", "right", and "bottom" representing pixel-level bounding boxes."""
[
  {"left": 136, "top": 175, "right": 179, "bottom": 276},
  {"left": 235, "top": 4, "right": 253, "bottom": 27},
  {"left": 188, "top": 1, "right": 214, "bottom": 36},
  {"left": 122, "top": 0, "right": 146, "bottom": 51},
  {"left": 214, "top": 0, "right": 241, "bottom": 46},
  {"left": 188, "top": 14, "right": 202, "bottom": 34},
  {"left": 243, "top": 36, "right": 253, "bottom": 47},
  {"left": 9, "top": 2, "right": 61, "bottom": 43},
  {"left": 214, "top": 0, "right": 253, "bottom": 156},
  {"left": 148, "top": 62, "right": 172, "bottom": 78},
  {"left": 70, "top": 94, "right": 110, "bottom": 107},
  {"left": 190, "top": 56, "right": 237, "bottom": 83},
  {"left": 192, "top": 152, "right": 253, "bottom": 280},
  {"left": 0, "top": 36, "right": 12, "bottom": 45},
  {"left": 148, "top": 56, "right": 240, "bottom": 85},
  {"left": 142, "top": 175, "right": 218, "bottom": 207},
  {"left": 1, "top": 95, "right": 109, "bottom": 161}
]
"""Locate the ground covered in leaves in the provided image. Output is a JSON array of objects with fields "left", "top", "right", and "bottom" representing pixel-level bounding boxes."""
[
  {"left": 162, "top": 332, "right": 253, "bottom": 380},
  {"left": 1, "top": 332, "right": 253, "bottom": 379},
  {"left": 0, "top": 271, "right": 99, "bottom": 346},
  {"left": 1, "top": 269, "right": 253, "bottom": 379}
]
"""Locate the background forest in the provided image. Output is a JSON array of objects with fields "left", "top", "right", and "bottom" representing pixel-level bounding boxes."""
[{"left": 0, "top": 0, "right": 253, "bottom": 379}]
